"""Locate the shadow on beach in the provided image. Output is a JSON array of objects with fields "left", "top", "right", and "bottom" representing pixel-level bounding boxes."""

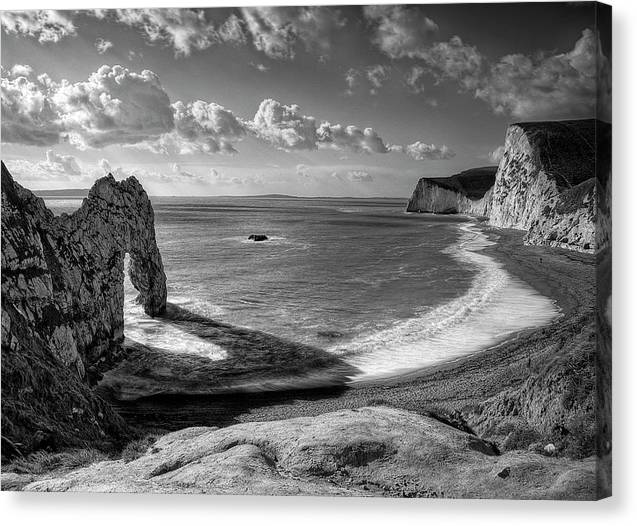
[{"left": 96, "top": 302, "right": 359, "bottom": 429}]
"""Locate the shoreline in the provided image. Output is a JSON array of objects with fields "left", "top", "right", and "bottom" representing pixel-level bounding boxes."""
[{"left": 106, "top": 224, "right": 594, "bottom": 433}]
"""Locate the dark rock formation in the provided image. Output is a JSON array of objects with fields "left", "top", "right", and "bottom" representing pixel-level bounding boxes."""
[
  {"left": 248, "top": 234, "right": 268, "bottom": 241},
  {"left": 406, "top": 119, "right": 611, "bottom": 253},
  {"left": 406, "top": 167, "right": 496, "bottom": 216},
  {"left": 1, "top": 162, "right": 167, "bottom": 454}
]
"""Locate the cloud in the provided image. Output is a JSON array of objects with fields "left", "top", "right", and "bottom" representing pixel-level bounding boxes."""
[
  {"left": 95, "top": 38, "right": 113, "bottom": 54},
  {"left": 1, "top": 72, "right": 63, "bottom": 146},
  {"left": 45, "top": 150, "right": 82, "bottom": 175},
  {"left": 417, "top": 37, "right": 484, "bottom": 90},
  {"left": 137, "top": 100, "right": 247, "bottom": 155},
  {"left": 3, "top": 151, "right": 87, "bottom": 184},
  {"left": 51, "top": 65, "right": 174, "bottom": 149},
  {"left": 475, "top": 29, "right": 611, "bottom": 120},
  {"left": 8, "top": 64, "right": 34, "bottom": 78},
  {"left": 488, "top": 146, "right": 505, "bottom": 163},
  {"left": 250, "top": 99, "right": 318, "bottom": 150},
  {"left": 93, "top": 8, "right": 245, "bottom": 57},
  {"left": 241, "top": 6, "right": 345, "bottom": 60},
  {"left": 363, "top": 5, "right": 438, "bottom": 59},
  {"left": 296, "top": 164, "right": 311, "bottom": 178},
  {"left": 391, "top": 141, "right": 455, "bottom": 160},
  {"left": 347, "top": 170, "right": 373, "bottom": 182},
  {"left": 251, "top": 63, "right": 270, "bottom": 73},
  {"left": 345, "top": 65, "right": 391, "bottom": 96},
  {"left": 317, "top": 123, "right": 389, "bottom": 154},
  {"left": 1, "top": 10, "right": 76, "bottom": 43}
]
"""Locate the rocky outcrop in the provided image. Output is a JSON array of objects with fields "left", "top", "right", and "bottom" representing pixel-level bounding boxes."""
[
  {"left": 406, "top": 167, "right": 496, "bottom": 216},
  {"left": 490, "top": 120, "right": 611, "bottom": 252},
  {"left": 23, "top": 406, "right": 598, "bottom": 499},
  {"left": 407, "top": 119, "right": 611, "bottom": 253},
  {"left": 1, "top": 162, "right": 167, "bottom": 454}
]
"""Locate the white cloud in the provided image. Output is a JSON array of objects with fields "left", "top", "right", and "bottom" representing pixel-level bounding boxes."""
[
  {"left": 317, "top": 123, "right": 389, "bottom": 154},
  {"left": 241, "top": 6, "right": 345, "bottom": 60},
  {"left": 347, "top": 170, "right": 373, "bottom": 182},
  {"left": 138, "top": 100, "right": 247, "bottom": 155},
  {"left": 392, "top": 141, "right": 455, "bottom": 161},
  {"left": 251, "top": 63, "right": 270, "bottom": 73},
  {"left": 1, "top": 72, "right": 63, "bottom": 146},
  {"left": 92, "top": 8, "right": 245, "bottom": 57},
  {"left": 45, "top": 150, "right": 82, "bottom": 175},
  {"left": 95, "top": 38, "right": 114, "bottom": 55},
  {"left": 1, "top": 10, "right": 76, "bottom": 43},
  {"left": 51, "top": 65, "right": 174, "bottom": 149},
  {"left": 488, "top": 146, "right": 505, "bottom": 163},
  {"left": 250, "top": 99, "right": 318, "bottom": 150},
  {"left": 4, "top": 151, "right": 87, "bottom": 184},
  {"left": 475, "top": 29, "right": 611, "bottom": 120},
  {"left": 363, "top": 5, "right": 438, "bottom": 59}
]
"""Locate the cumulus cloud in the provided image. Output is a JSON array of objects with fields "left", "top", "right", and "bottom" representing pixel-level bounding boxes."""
[
  {"left": 488, "top": 146, "right": 506, "bottom": 163},
  {"left": 317, "top": 123, "right": 389, "bottom": 154},
  {"left": 1, "top": 10, "right": 76, "bottom": 43},
  {"left": 418, "top": 37, "right": 484, "bottom": 90},
  {"left": 138, "top": 100, "right": 247, "bottom": 155},
  {"left": 475, "top": 29, "right": 611, "bottom": 120},
  {"left": 296, "top": 164, "right": 310, "bottom": 178},
  {"left": 51, "top": 65, "right": 174, "bottom": 149},
  {"left": 45, "top": 150, "right": 82, "bottom": 175},
  {"left": 344, "top": 68, "right": 360, "bottom": 95},
  {"left": 92, "top": 8, "right": 245, "bottom": 57},
  {"left": 241, "top": 6, "right": 345, "bottom": 60},
  {"left": 251, "top": 63, "right": 270, "bottom": 73},
  {"left": 363, "top": 5, "right": 438, "bottom": 59},
  {"left": 250, "top": 99, "right": 318, "bottom": 150},
  {"left": 391, "top": 141, "right": 455, "bottom": 161},
  {"left": 95, "top": 38, "right": 113, "bottom": 54},
  {"left": 1, "top": 72, "right": 63, "bottom": 146}
]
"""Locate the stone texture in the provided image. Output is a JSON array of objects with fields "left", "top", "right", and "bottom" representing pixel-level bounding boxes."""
[
  {"left": 490, "top": 120, "right": 611, "bottom": 253},
  {"left": 406, "top": 166, "right": 496, "bottom": 216},
  {"left": 406, "top": 119, "right": 611, "bottom": 254},
  {"left": 24, "top": 406, "right": 598, "bottom": 499},
  {"left": 1, "top": 162, "right": 166, "bottom": 454}
]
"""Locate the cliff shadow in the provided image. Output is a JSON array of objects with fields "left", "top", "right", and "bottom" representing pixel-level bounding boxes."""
[{"left": 97, "top": 302, "right": 358, "bottom": 429}]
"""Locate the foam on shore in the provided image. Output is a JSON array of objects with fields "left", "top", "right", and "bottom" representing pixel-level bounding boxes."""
[{"left": 339, "top": 222, "right": 560, "bottom": 382}]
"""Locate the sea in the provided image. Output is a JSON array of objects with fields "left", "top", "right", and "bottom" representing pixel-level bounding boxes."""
[{"left": 45, "top": 196, "right": 559, "bottom": 383}]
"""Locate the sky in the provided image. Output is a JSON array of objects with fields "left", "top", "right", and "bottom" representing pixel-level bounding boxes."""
[{"left": 1, "top": 3, "right": 611, "bottom": 196}]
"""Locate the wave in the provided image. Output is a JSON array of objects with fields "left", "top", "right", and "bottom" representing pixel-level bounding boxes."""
[{"left": 336, "top": 222, "right": 559, "bottom": 381}]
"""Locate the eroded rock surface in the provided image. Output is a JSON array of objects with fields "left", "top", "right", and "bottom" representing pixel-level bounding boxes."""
[
  {"left": 406, "top": 166, "right": 496, "bottom": 216},
  {"left": 407, "top": 119, "right": 611, "bottom": 253},
  {"left": 1, "top": 162, "right": 166, "bottom": 454},
  {"left": 24, "top": 406, "right": 598, "bottom": 499}
]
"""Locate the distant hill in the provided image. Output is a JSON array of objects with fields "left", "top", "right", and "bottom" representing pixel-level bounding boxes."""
[{"left": 33, "top": 188, "right": 90, "bottom": 198}]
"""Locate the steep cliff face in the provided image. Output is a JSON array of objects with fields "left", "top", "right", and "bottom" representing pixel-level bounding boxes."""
[
  {"left": 407, "top": 167, "right": 496, "bottom": 216},
  {"left": 490, "top": 120, "right": 611, "bottom": 252},
  {"left": 1, "top": 162, "right": 167, "bottom": 454},
  {"left": 407, "top": 120, "right": 611, "bottom": 253}
]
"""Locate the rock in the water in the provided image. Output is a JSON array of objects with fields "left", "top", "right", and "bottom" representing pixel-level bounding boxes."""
[
  {"left": 248, "top": 234, "right": 268, "bottom": 241},
  {"left": 1, "top": 162, "right": 167, "bottom": 453},
  {"left": 24, "top": 406, "right": 598, "bottom": 499}
]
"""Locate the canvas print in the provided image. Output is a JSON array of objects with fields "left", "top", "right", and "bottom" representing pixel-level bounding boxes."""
[{"left": 0, "top": 3, "right": 611, "bottom": 499}]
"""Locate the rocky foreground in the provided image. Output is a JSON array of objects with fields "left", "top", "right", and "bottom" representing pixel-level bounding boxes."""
[{"left": 21, "top": 406, "right": 596, "bottom": 499}]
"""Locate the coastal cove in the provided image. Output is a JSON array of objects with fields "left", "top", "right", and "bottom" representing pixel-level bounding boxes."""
[{"left": 42, "top": 196, "right": 560, "bottom": 391}]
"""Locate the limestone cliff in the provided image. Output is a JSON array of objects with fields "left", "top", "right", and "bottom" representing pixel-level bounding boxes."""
[
  {"left": 406, "top": 166, "right": 496, "bottom": 216},
  {"left": 1, "top": 162, "right": 167, "bottom": 454},
  {"left": 490, "top": 120, "right": 611, "bottom": 252}
]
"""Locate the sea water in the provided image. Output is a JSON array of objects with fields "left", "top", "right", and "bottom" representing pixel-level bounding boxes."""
[{"left": 44, "top": 196, "right": 559, "bottom": 383}]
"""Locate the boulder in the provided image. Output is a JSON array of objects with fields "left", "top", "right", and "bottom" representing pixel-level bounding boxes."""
[{"left": 248, "top": 234, "right": 268, "bottom": 241}]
